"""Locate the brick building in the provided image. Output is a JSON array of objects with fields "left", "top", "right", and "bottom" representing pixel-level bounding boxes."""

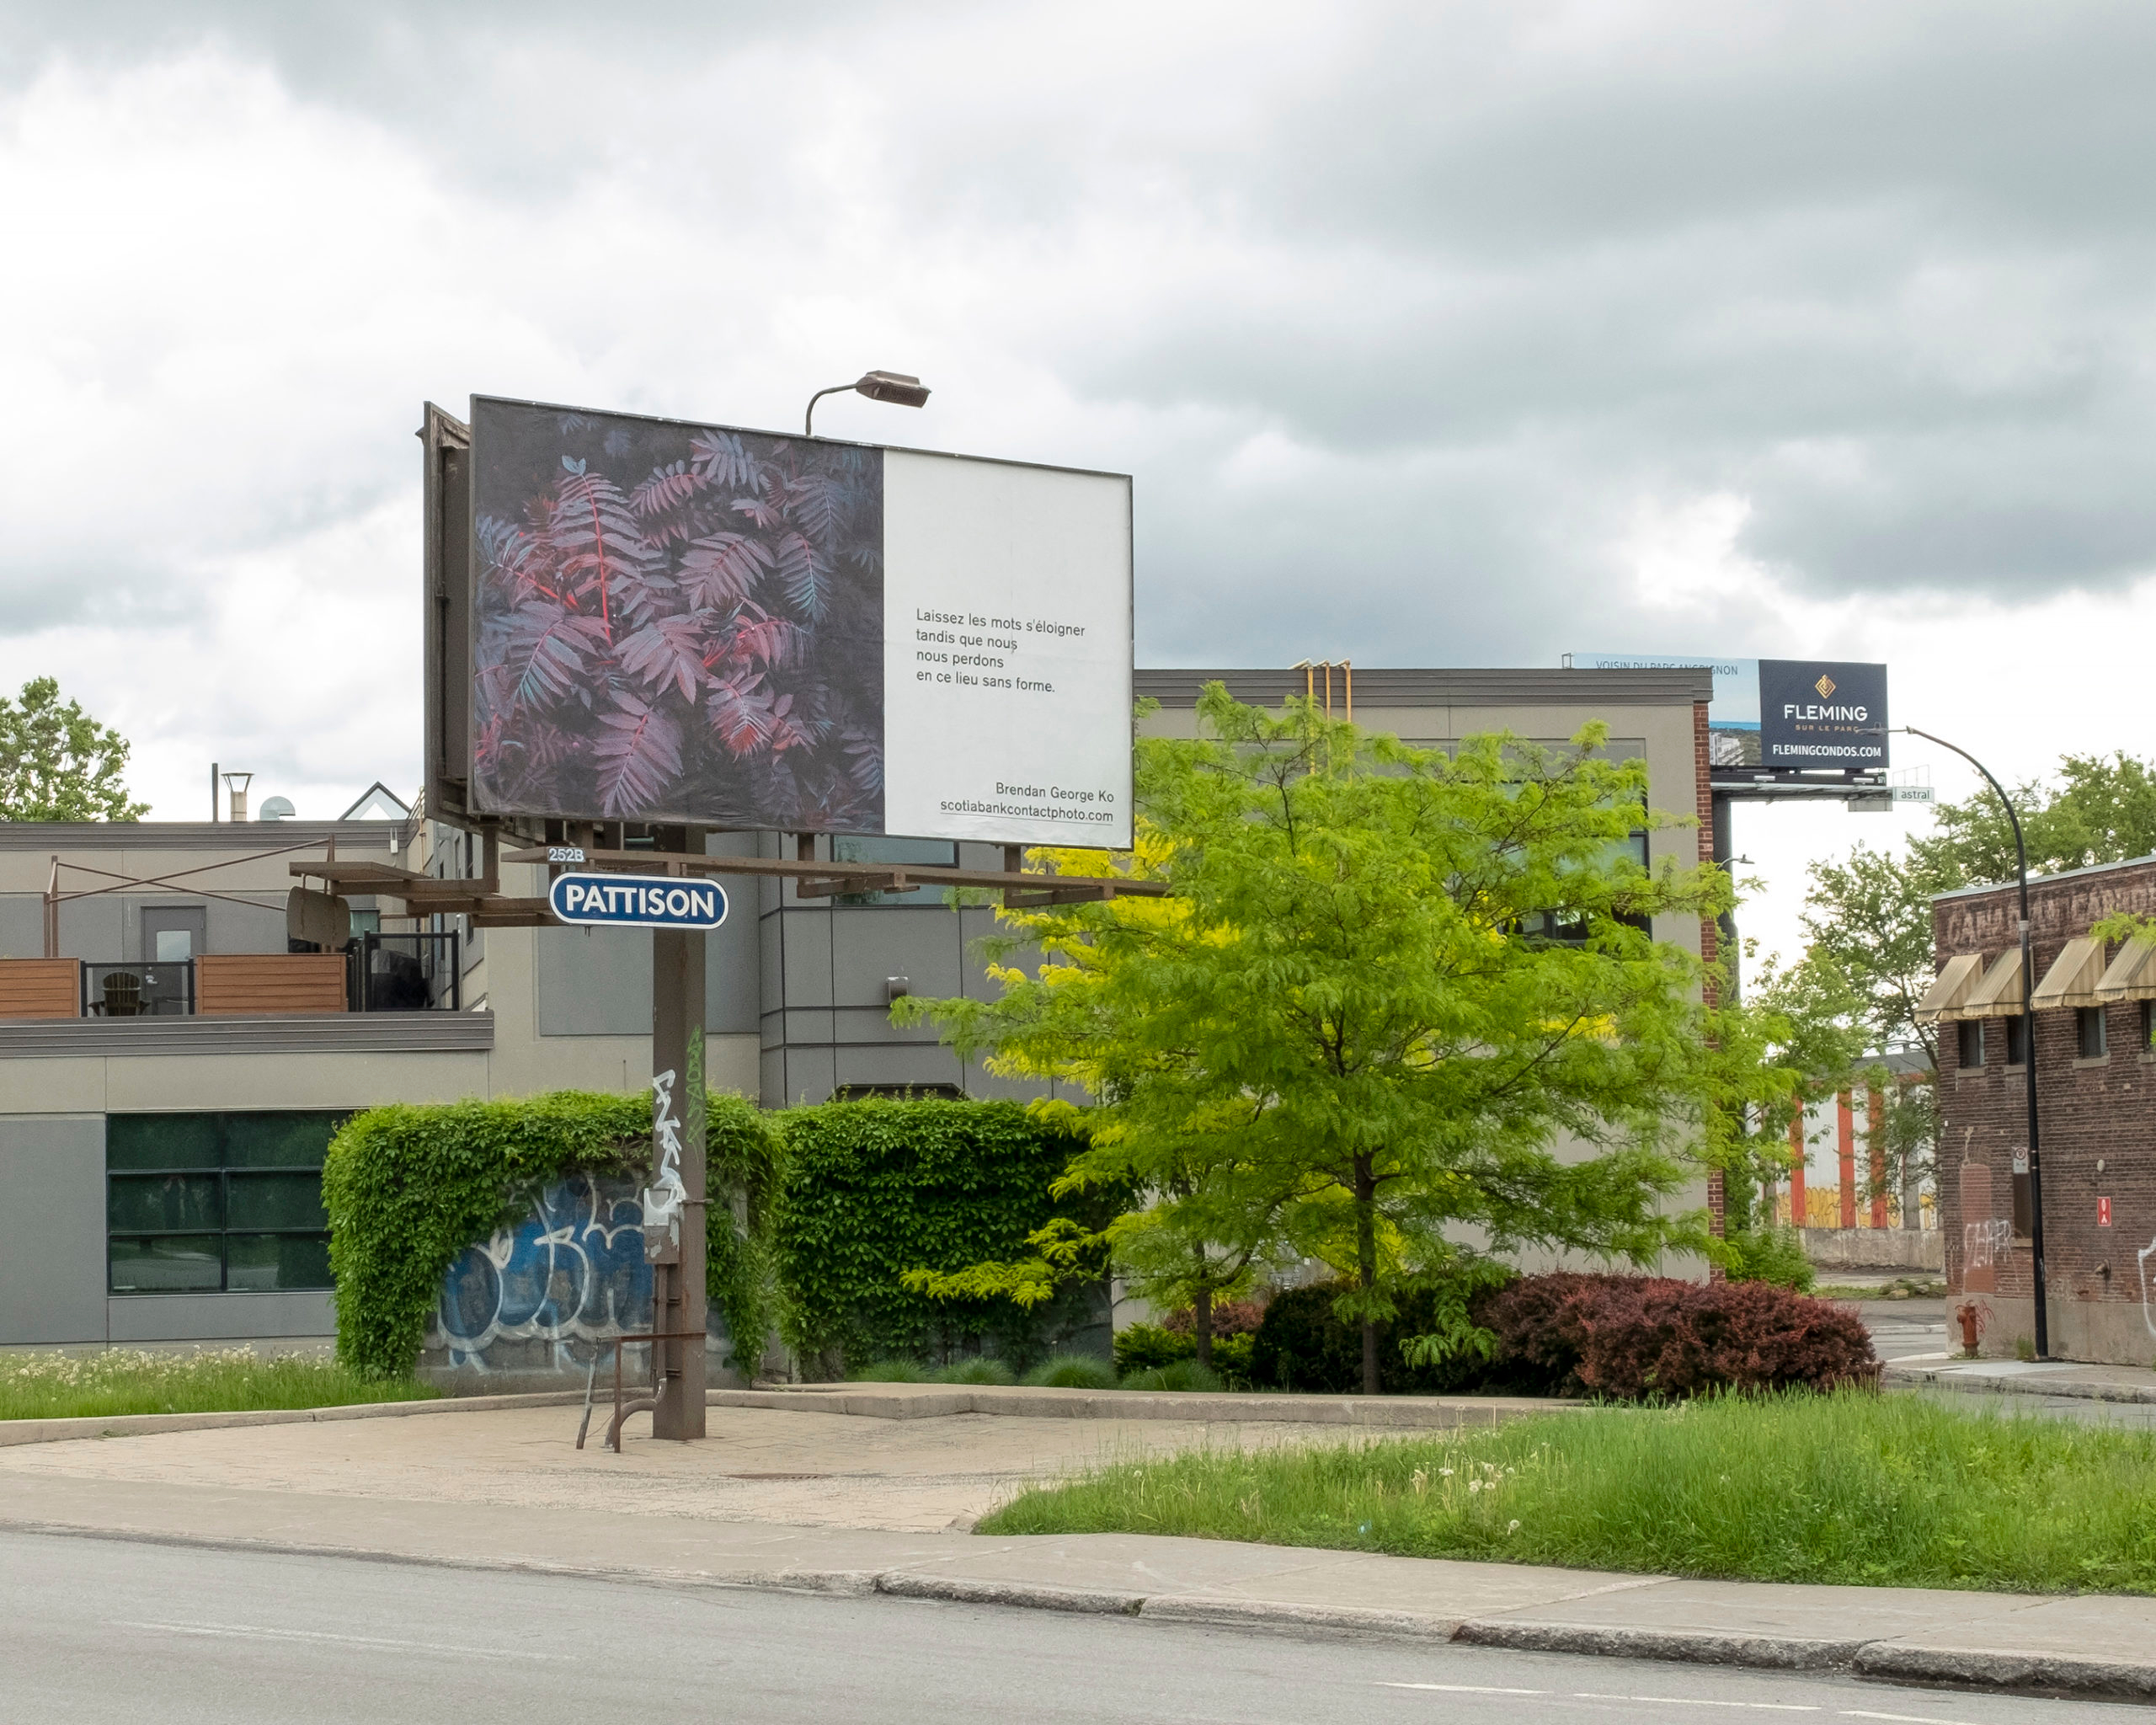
[{"left": 1925, "top": 855, "right": 2156, "bottom": 1364}]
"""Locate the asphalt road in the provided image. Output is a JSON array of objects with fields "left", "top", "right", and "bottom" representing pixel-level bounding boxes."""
[{"left": 3, "top": 1531, "right": 2148, "bottom": 1725}]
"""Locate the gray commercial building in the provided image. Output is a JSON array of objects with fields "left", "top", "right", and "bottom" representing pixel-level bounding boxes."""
[{"left": 0, "top": 665, "right": 1716, "bottom": 1353}]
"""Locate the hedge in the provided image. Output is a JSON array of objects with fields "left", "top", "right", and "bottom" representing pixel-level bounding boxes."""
[
  {"left": 771, "top": 1097, "right": 1107, "bottom": 1374},
  {"left": 1246, "top": 1271, "right": 1878, "bottom": 1401},
  {"left": 323, "top": 1090, "right": 781, "bottom": 1380},
  {"left": 1476, "top": 1272, "right": 1878, "bottom": 1399}
]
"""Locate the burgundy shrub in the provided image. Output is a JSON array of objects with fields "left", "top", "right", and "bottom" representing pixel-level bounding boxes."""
[
  {"left": 1475, "top": 1272, "right": 1878, "bottom": 1401},
  {"left": 1161, "top": 1296, "right": 1268, "bottom": 1338}
]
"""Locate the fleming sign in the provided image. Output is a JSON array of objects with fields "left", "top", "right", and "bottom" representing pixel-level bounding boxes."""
[
  {"left": 1757, "top": 660, "right": 1889, "bottom": 770},
  {"left": 548, "top": 873, "right": 729, "bottom": 930}
]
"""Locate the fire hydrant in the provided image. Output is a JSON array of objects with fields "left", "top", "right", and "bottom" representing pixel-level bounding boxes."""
[{"left": 1955, "top": 1302, "right": 1983, "bottom": 1356}]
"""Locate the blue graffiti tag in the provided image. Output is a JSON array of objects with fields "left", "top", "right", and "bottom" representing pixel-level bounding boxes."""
[{"left": 428, "top": 1173, "right": 654, "bottom": 1370}]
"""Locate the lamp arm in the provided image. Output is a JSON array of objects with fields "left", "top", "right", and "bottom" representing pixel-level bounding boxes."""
[{"left": 803, "top": 383, "right": 857, "bottom": 437}]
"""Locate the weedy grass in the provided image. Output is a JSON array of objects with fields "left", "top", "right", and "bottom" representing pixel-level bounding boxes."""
[
  {"left": 0, "top": 1348, "right": 438, "bottom": 1422},
  {"left": 933, "top": 1357, "right": 1017, "bottom": 1386},
  {"left": 979, "top": 1389, "right": 2156, "bottom": 1594},
  {"left": 1022, "top": 1356, "right": 1122, "bottom": 1391},
  {"left": 851, "top": 1358, "right": 932, "bottom": 1383}
]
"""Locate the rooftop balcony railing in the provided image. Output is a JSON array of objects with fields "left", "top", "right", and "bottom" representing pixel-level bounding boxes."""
[
  {"left": 83, "top": 960, "right": 195, "bottom": 1017},
  {"left": 0, "top": 937, "right": 464, "bottom": 1020}
]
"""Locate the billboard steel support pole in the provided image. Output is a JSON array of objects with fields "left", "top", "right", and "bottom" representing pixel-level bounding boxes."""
[
  {"left": 1893, "top": 724, "right": 2047, "bottom": 1359},
  {"left": 648, "top": 923, "right": 708, "bottom": 1439}
]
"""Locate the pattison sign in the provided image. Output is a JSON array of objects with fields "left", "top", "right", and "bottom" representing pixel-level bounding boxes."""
[{"left": 1756, "top": 660, "right": 1888, "bottom": 768}]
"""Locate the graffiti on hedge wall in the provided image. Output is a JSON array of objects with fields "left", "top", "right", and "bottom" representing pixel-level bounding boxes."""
[{"left": 428, "top": 1173, "right": 653, "bottom": 1370}]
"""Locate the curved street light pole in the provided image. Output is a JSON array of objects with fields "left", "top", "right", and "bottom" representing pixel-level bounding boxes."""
[
  {"left": 804, "top": 370, "right": 932, "bottom": 436},
  {"left": 1894, "top": 724, "right": 2047, "bottom": 1359}
]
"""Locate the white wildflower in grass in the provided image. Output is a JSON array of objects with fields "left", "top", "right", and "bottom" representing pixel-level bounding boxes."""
[{"left": 1508, "top": 1519, "right": 1521, "bottom": 1535}]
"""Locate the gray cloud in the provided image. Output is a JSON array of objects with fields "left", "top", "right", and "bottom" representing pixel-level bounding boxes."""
[{"left": 2, "top": 0, "right": 2153, "bottom": 819}]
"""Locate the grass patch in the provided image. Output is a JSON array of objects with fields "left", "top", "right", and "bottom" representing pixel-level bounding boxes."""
[
  {"left": 979, "top": 1389, "right": 2156, "bottom": 1594},
  {"left": 1022, "top": 1356, "right": 1121, "bottom": 1390},
  {"left": 0, "top": 1348, "right": 438, "bottom": 1422}
]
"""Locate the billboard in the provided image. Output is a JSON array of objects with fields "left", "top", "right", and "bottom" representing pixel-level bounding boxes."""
[
  {"left": 452, "top": 398, "right": 1133, "bottom": 848},
  {"left": 1572, "top": 654, "right": 1762, "bottom": 767},
  {"left": 1758, "top": 659, "right": 1888, "bottom": 770},
  {"left": 1572, "top": 653, "right": 1888, "bottom": 773}
]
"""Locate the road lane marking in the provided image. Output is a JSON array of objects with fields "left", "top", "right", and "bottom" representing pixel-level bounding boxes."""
[
  {"left": 1573, "top": 1696, "right": 1820, "bottom": 1712},
  {"left": 112, "top": 1620, "right": 579, "bottom": 1663},
  {"left": 1838, "top": 1713, "right": 1986, "bottom": 1724},
  {"left": 1379, "top": 1683, "right": 1550, "bottom": 1695}
]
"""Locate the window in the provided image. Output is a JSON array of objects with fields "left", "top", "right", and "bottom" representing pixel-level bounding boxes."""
[
  {"left": 2143, "top": 1000, "right": 2155, "bottom": 1053},
  {"left": 830, "top": 836, "right": 960, "bottom": 906},
  {"left": 107, "top": 1112, "right": 346, "bottom": 1295},
  {"left": 2004, "top": 1014, "right": 2030, "bottom": 1065},
  {"left": 2076, "top": 1005, "right": 2109, "bottom": 1060},
  {"left": 1956, "top": 1020, "right": 1985, "bottom": 1070}
]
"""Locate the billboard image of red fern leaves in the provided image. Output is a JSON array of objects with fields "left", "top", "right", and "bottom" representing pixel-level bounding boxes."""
[{"left": 469, "top": 399, "right": 883, "bottom": 829}]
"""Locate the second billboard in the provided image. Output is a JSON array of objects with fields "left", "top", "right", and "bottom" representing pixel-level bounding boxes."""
[{"left": 467, "top": 397, "right": 1133, "bottom": 849}]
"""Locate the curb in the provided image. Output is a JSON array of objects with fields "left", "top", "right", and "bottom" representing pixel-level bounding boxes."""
[
  {"left": 1885, "top": 1364, "right": 2156, "bottom": 1407},
  {"left": 1853, "top": 1642, "right": 2156, "bottom": 1698},
  {"left": 0, "top": 1389, "right": 589, "bottom": 1449},
  {"left": 1454, "top": 1617, "right": 1863, "bottom": 1671},
  {"left": 1, "top": 1509, "right": 2149, "bottom": 1701},
  {"left": 722, "top": 1385, "right": 1567, "bottom": 1429},
  {"left": 1, "top": 1383, "right": 1566, "bottom": 1450}
]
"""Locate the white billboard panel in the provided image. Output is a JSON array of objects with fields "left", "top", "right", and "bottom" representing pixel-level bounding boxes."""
[{"left": 883, "top": 451, "right": 1132, "bottom": 847}]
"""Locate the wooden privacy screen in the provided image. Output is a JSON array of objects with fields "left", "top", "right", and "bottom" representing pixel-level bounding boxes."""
[
  {"left": 0, "top": 959, "right": 78, "bottom": 1019},
  {"left": 196, "top": 953, "right": 348, "bottom": 1016}
]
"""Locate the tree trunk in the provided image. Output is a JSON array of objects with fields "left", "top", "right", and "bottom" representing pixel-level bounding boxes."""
[
  {"left": 1356, "top": 1156, "right": 1380, "bottom": 1397},
  {"left": 1193, "top": 1285, "right": 1214, "bottom": 1369}
]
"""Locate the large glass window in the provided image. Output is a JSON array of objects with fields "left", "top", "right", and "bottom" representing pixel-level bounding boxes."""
[
  {"left": 830, "top": 836, "right": 960, "bottom": 907},
  {"left": 107, "top": 1112, "right": 346, "bottom": 1295}
]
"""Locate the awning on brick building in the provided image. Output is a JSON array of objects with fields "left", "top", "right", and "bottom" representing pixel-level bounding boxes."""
[
  {"left": 2032, "top": 936, "right": 2108, "bottom": 1010},
  {"left": 1915, "top": 952, "right": 1986, "bottom": 1023},
  {"left": 1946, "top": 949, "right": 2026, "bottom": 1021},
  {"left": 2095, "top": 935, "right": 2156, "bottom": 1002}
]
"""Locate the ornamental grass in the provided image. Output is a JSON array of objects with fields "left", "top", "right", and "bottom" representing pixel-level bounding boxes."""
[
  {"left": 979, "top": 1389, "right": 2156, "bottom": 1595},
  {"left": 0, "top": 1348, "right": 437, "bottom": 1422}
]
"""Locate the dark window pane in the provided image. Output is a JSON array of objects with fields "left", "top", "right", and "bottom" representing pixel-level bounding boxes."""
[
  {"left": 225, "top": 1233, "right": 332, "bottom": 1291},
  {"left": 108, "top": 1173, "right": 221, "bottom": 1233},
  {"left": 1957, "top": 1020, "right": 1984, "bottom": 1069},
  {"left": 106, "top": 1114, "right": 221, "bottom": 1171},
  {"left": 226, "top": 1172, "right": 327, "bottom": 1231},
  {"left": 109, "top": 1236, "right": 221, "bottom": 1293},
  {"left": 2005, "top": 1015, "right": 2030, "bottom": 1065},
  {"left": 222, "top": 1111, "right": 345, "bottom": 1168},
  {"left": 2078, "top": 1007, "right": 2109, "bottom": 1059}
]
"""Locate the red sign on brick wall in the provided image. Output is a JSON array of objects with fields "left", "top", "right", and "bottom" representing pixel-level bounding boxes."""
[{"left": 2099, "top": 1196, "right": 2112, "bottom": 1227}]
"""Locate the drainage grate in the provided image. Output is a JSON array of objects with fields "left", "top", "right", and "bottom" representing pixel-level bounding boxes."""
[{"left": 726, "top": 1471, "right": 833, "bottom": 1481}]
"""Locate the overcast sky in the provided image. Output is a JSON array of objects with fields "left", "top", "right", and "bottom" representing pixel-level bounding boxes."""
[{"left": 3, "top": 1, "right": 2152, "bottom": 970}]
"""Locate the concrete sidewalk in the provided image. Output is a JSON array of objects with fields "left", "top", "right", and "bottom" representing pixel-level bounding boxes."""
[
  {"left": 1886, "top": 1351, "right": 2156, "bottom": 1407},
  {"left": 0, "top": 1397, "right": 2152, "bottom": 1699}
]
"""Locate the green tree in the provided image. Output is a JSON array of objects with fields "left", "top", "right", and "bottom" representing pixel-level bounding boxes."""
[
  {"left": 1908, "top": 751, "right": 2156, "bottom": 887},
  {"left": 908, "top": 689, "right": 1737, "bottom": 1395},
  {"left": 1798, "top": 844, "right": 1948, "bottom": 1076},
  {"left": 898, "top": 831, "right": 1298, "bottom": 1368},
  {"left": 0, "top": 676, "right": 149, "bottom": 821}
]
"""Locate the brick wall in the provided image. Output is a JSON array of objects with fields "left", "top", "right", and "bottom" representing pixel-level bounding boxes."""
[{"left": 1935, "top": 857, "right": 2156, "bottom": 1361}]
